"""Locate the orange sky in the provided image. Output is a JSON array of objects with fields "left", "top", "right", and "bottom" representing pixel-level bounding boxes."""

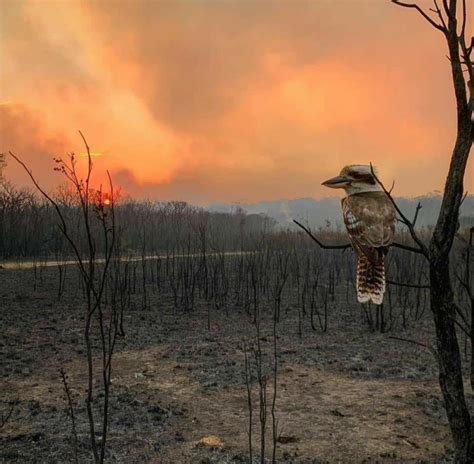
[{"left": 1, "top": 0, "right": 472, "bottom": 204}]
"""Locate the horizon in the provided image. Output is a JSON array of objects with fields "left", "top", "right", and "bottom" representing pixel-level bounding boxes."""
[
  {"left": 1, "top": 0, "right": 473, "bottom": 203},
  {"left": 3, "top": 171, "right": 473, "bottom": 229},
  {"left": 2, "top": 170, "right": 473, "bottom": 209}
]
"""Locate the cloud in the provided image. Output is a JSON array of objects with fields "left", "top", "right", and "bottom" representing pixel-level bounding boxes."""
[
  {"left": 1, "top": 0, "right": 471, "bottom": 203},
  {"left": 83, "top": 0, "right": 453, "bottom": 134},
  {"left": 0, "top": 103, "right": 70, "bottom": 188}
]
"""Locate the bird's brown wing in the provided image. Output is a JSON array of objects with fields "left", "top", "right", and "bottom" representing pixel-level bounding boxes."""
[{"left": 342, "top": 192, "right": 396, "bottom": 262}]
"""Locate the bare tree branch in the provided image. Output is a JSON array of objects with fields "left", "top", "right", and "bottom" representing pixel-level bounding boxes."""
[
  {"left": 370, "top": 163, "right": 429, "bottom": 257},
  {"left": 412, "top": 202, "right": 423, "bottom": 227},
  {"left": 433, "top": 0, "right": 448, "bottom": 31},
  {"left": 293, "top": 220, "right": 351, "bottom": 250},
  {"left": 8, "top": 151, "right": 91, "bottom": 285},
  {"left": 294, "top": 219, "right": 427, "bottom": 254},
  {"left": 0, "top": 400, "right": 18, "bottom": 429},
  {"left": 388, "top": 335, "right": 439, "bottom": 360},
  {"left": 392, "top": 0, "right": 446, "bottom": 32},
  {"left": 460, "top": 0, "right": 467, "bottom": 38},
  {"left": 387, "top": 279, "right": 430, "bottom": 289},
  {"left": 442, "top": 0, "right": 454, "bottom": 22},
  {"left": 388, "top": 335, "right": 431, "bottom": 349},
  {"left": 390, "top": 241, "right": 427, "bottom": 254}
]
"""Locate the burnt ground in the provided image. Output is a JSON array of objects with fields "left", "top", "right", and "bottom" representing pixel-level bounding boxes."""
[{"left": 0, "top": 263, "right": 471, "bottom": 463}]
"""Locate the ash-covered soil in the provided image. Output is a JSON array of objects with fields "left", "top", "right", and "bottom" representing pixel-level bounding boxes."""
[{"left": 0, "top": 263, "right": 470, "bottom": 463}]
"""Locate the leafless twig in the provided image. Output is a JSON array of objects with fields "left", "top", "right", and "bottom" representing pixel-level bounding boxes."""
[
  {"left": 292, "top": 220, "right": 351, "bottom": 250},
  {"left": 391, "top": 0, "right": 446, "bottom": 32},
  {"left": 370, "top": 163, "right": 429, "bottom": 257},
  {"left": 59, "top": 368, "right": 79, "bottom": 464},
  {"left": 388, "top": 335, "right": 438, "bottom": 359},
  {"left": 0, "top": 399, "right": 18, "bottom": 429},
  {"left": 293, "top": 218, "right": 426, "bottom": 255},
  {"left": 387, "top": 279, "right": 430, "bottom": 289}
]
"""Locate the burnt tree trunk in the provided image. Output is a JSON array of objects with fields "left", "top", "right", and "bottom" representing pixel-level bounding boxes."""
[
  {"left": 416, "top": 0, "right": 474, "bottom": 459},
  {"left": 430, "top": 258, "right": 472, "bottom": 461},
  {"left": 428, "top": 78, "right": 472, "bottom": 461}
]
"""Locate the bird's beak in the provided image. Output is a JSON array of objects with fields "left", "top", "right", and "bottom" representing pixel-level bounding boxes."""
[{"left": 321, "top": 175, "right": 351, "bottom": 189}]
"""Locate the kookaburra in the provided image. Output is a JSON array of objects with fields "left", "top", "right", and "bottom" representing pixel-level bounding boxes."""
[{"left": 322, "top": 165, "right": 396, "bottom": 305}]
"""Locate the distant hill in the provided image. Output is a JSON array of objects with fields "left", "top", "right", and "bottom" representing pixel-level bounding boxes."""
[{"left": 208, "top": 195, "right": 474, "bottom": 230}]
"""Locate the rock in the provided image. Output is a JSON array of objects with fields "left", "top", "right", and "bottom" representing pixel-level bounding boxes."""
[
  {"left": 195, "top": 435, "right": 224, "bottom": 449},
  {"left": 330, "top": 409, "right": 345, "bottom": 417},
  {"left": 277, "top": 435, "right": 299, "bottom": 444}
]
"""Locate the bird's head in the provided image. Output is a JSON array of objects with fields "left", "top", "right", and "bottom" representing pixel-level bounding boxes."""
[{"left": 322, "top": 165, "right": 382, "bottom": 195}]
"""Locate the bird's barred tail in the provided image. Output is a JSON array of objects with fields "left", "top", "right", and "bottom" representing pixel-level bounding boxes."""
[{"left": 356, "top": 254, "right": 385, "bottom": 305}]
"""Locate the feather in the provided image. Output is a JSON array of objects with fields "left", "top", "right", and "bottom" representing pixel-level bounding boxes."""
[
  {"left": 357, "top": 254, "right": 385, "bottom": 305},
  {"left": 342, "top": 191, "right": 395, "bottom": 304}
]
